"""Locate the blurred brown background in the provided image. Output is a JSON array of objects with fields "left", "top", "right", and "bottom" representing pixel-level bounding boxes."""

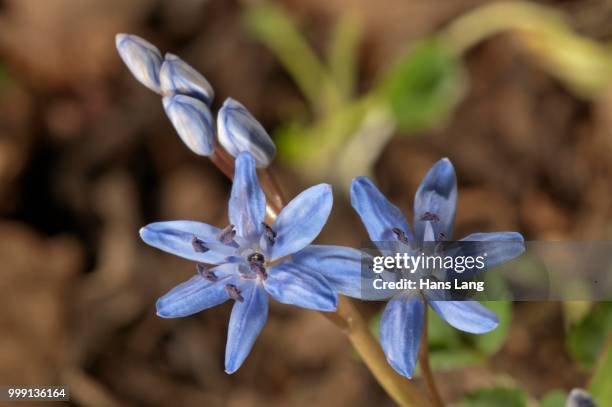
[{"left": 0, "top": 0, "right": 611, "bottom": 406}]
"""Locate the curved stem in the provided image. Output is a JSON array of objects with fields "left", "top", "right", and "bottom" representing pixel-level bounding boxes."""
[
  {"left": 419, "top": 306, "right": 444, "bottom": 407},
  {"left": 210, "top": 145, "right": 431, "bottom": 407}
]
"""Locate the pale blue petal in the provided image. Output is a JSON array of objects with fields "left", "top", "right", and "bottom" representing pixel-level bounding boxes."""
[
  {"left": 160, "top": 53, "right": 214, "bottom": 105},
  {"left": 413, "top": 158, "right": 457, "bottom": 241},
  {"left": 218, "top": 98, "right": 276, "bottom": 167},
  {"left": 292, "top": 245, "right": 394, "bottom": 300},
  {"left": 264, "top": 261, "right": 337, "bottom": 311},
  {"left": 429, "top": 300, "right": 498, "bottom": 334},
  {"left": 443, "top": 232, "right": 525, "bottom": 278},
  {"left": 156, "top": 265, "right": 237, "bottom": 318},
  {"left": 229, "top": 152, "right": 265, "bottom": 241},
  {"left": 270, "top": 184, "right": 333, "bottom": 260},
  {"left": 115, "top": 33, "right": 162, "bottom": 93},
  {"left": 350, "top": 177, "right": 413, "bottom": 249},
  {"left": 380, "top": 295, "right": 424, "bottom": 378},
  {"left": 225, "top": 283, "right": 268, "bottom": 373},
  {"left": 162, "top": 94, "right": 214, "bottom": 156},
  {"left": 139, "top": 221, "right": 232, "bottom": 264}
]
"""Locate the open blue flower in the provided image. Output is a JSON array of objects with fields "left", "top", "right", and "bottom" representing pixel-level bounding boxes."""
[
  {"left": 294, "top": 158, "right": 525, "bottom": 378},
  {"left": 140, "top": 152, "right": 336, "bottom": 373}
]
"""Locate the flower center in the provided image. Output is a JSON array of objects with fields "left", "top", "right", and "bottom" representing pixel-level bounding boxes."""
[{"left": 247, "top": 252, "right": 267, "bottom": 280}]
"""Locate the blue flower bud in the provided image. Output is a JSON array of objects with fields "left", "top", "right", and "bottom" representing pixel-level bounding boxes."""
[
  {"left": 160, "top": 53, "right": 214, "bottom": 106},
  {"left": 217, "top": 98, "right": 276, "bottom": 167},
  {"left": 115, "top": 33, "right": 163, "bottom": 93},
  {"left": 163, "top": 94, "right": 215, "bottom": 156}
]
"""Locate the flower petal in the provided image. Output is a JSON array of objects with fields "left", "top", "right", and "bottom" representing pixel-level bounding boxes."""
[
  {"left": 159, "top": 53, "right": 214, "bottom": 105},
  {"left": 218, "top": 98, "right": 276, "bottom": 167},
  {"left": 429, "top": 300, "right": 498, "bottom": 334},
  {"left": 380, "top": 295, "right": 424, "bottom": 378},
  {"left": 291, "top": 245, "right": 394, "bottom": 300},
  {"left": 413, "top": 158, "right": 457, "bottom": 241},
  {"left": 156, "top": 266, "right": 236, "bottom": 318},
  {"left": 460, "top": 232, "right": 525, "bottom": 268},
  {"left": 162, "top": 94, "right": 215, "bottom": 156},
  {"left": 139, "top": 221, "right": 232, "bottom": 264},
  {"left": 350, "top": 177, "right": 413, "bottom": 248},
  {"left": 225, "top": 283, "right": 268, "bottom": 373},
  {"left": 229, "top": 152, "right": 266, "bottom": 241},
  {"left": 264, "top": 261, "right": 337, "bottom": 311},
  {"left": 115, "top": 33, "right": 163, "bottom": 93},
  {"left": 270, "top": 184, "right": 333, "bottom": 260}
]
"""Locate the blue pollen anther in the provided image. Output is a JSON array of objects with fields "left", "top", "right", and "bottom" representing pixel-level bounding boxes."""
[
  {"left": 420, "top": 212, "right": 440, "bottom": 222},
  {"left": 197, "top": 263, "right": 218, "bottom": 281},
  {"left": 392, "top": 227, "right": 410, "bottom": 244},
  {"left": 217, "top": 224, "right": 236, "bottom": 244},
  {"left": 191, "top": 235, "right": 209, "bottom": 252},
  {"left": 262, "top": 223, "right": 277, "bottom": 245},
  {"left": 225, "top": 284, "right": 244, "bottom": 302}
]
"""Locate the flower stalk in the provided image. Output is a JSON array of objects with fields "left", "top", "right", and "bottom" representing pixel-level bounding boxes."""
[{"left": 419, "top": 306, "right": 444, "bottom": 407}]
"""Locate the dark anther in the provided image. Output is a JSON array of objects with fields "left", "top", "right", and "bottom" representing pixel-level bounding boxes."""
[
  {"left": 197, "top": 263, "right": 218, "bottom": 282},
  {"left": 392, "top": 227, "right": 410, "bottom": 244},
  {"left": 262, "top": 223, "right": 277, "bottom": 245},
  {"left": 191, "top": 235, "right": 209, "bottom": 253},
  {"left": 420, "top": 212, "right": 440, "bottom": 222},
  {"left": 217, "top": 224, "right": 236, "bottom": 244},
  {"left": 247, "top": 252, "right": 267, "bottom": 280},
  {"left": 225, "top": 284, "right": 244, "bottom": 302},
  {"left": 437, "top": 232, "right": 446, "bottom": 241}
]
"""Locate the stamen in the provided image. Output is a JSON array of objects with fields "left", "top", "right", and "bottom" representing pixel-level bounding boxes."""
[
  {"left": 420, "top": 212, "right": 440, "bottom": 222},
  {"left": 216, "top": 224, "right": 236, "bottom": 244},
  {"left": 247, "top": 252, "right": 267, "bottom": 280},
  {"left": 262, "top": 223, "right": 277, "bottom": 245},
  {"left": 392, "top": 227, "right": 410, "bottom": 245},
  {"left": 225, "top": 284, "right": 243, "bottom": 302},
  {"left": 191, "top": 235, "right": 209, "bottom": 253},
  {"left": 196, "top": 263, "right": 218, "bottom": 282},
  {"left": 437, "top": 232, "right": 446, "bottom": 241}
]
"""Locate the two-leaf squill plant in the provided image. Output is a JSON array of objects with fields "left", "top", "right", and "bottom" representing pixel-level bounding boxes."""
[{"left": 116, "top": 33, "right": 524, "bottom": 406}]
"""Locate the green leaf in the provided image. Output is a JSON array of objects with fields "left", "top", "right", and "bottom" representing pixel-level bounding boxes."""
[
  {"left": 472, "top": 301, "right": 511, "bottom": 355},
  {"left": 243, "top": 3, "right": 341, "bottom": 114},
  {"left": 589, "top": 339, "right": 612, "bottom": 406},
  {"left": 378, "top": 38, "right": 465, "bottom": 131},
  {"left": 455, "top": 387, "right": 527, "bottom": 407},
  {"left": 567, "top": 302, "right": 612, "bottom": 368},
  {"left": 327, "top": 15, "right": 362, "bottom": 101},
  {"left": 539, "top": 390, "right": 567, "bottom": 407}
]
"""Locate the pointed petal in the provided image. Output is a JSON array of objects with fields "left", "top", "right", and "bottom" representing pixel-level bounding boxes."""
[
  {"left": 270, "top": 184, "right": 332, "bottom": 260},
  {"left": 160, "top": 53, "right": 214, "bottom": 105},
  {"left": 115, "top": 33, "right": 162, "bottom": 93},
  {"left": 229, "top": 152, "right": 266, "bottom": 241},
  {"left": 380, "top": 296, "right": 425, "bottom": 378},
  {"left": 291, "top": 245, "right": 394, "bottom": 300},
  {"left": 429, "top": 300, "right": 498, "bottom": 334},
  {"left": 413, "top": 158, "right": 457, "bottom": 241},
  {"left": 264, "top": 261, "right": 337, "bottom": 311},
  {"left": 350, "top": 177, "right": 413, "bottom": 248},
  {"left": 140, "top": 221, "right": 232, "bottom": 264},
  {"left": 218, "top": 98, "right": 276, "bottom": 167},
  {"left": 156, "top": 265, "right": 236, "bottom": 318},
  {"left": 163, "top": 94, "right": 215, "bottom": 156},
  {"left": 460, "top": 232, "right": 525, "bottom": 268},
  {"left": 224, "top": 283, "right": 268, "bottom": 373}
]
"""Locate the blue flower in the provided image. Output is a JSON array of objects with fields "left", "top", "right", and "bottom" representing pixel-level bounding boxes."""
[
  {"left": 217, "top": 98, "right": 277, "bottom": 167},
  {"left": 294, "top": 158, "right": 525, "bottom": 378},
  {"left": 115, "top": 34, "right": 163, "bottom": 93},
  {"left": 140, "top": 152, "right": 336, "bottom": 373}
]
